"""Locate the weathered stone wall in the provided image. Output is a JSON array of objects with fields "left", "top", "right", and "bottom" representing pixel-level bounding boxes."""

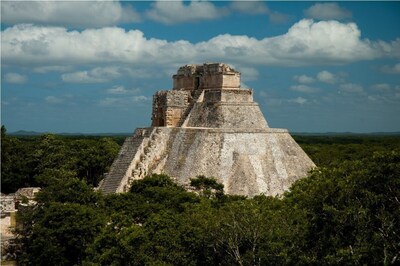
[
  {"left": 150, "top": 128, "right": 315, "bottom": 197},
  {"left": 202, "top": 73, "right": 240, "bottom": 89},
  {"left": 204, "top": 88, "right": 252, "bottom": 103},
  {"left": 0, "top": 195, "right": 15, "bottom": 214},
  {"left": 186, "top": 102, "right": 269, "bottom": 129},
  {"left": 155, "top": 63, "right": 244, "bottom": 128},
  {"left": 151, "top": 90, "right": 191, "bottom": 127},
  {"left": 101, "top": 127, "right": 314, "bottom": 197},
  {"left": 172, "top": 63, "right": 241, "bottom": 91},
  {"left": 173, "top": 75, "right": 197, "bottom": 90}
]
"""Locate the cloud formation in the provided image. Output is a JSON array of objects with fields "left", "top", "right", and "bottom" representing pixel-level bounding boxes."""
[
  {"left": 289, "top": 97, "right": 307, "bottom": 105},
  {"left": 99, "top": 95, "right": 150, "bottom": 107},
  {"left": 2, "top": 20, "right": 398, "bottom": 71},
  {"left": 1, "top": 0, "right": 140, "bottom": 28},
  {"left": 146, "top": 0, "right": 226, "bottom": 24},
  {"left": 229, "top": 1, "right": 290, "bottom": 24},
  {"left": 317, "top": 71, "right": 337, "bottom": 84},
  {"left": 381, "top": 63, "right": 400, "bottom": 74},
  {"left": 62, "top": 67, "right": 122, "bottom": 83},
  {"left": 372, "top": 83, "right": 391, "bottom": 92},
  {"left": 230, "top": 1, "right": 269, "bottom": 15},
  {"left": 293, "top": 75, "right": 315, "bottom": 84},
  {"left": 304, "top": 3, "right": 352, "bottom": 20},
  {"left": 45, "top": 96, "right": 63, "bottom": 104},
  {"left": 339, "top": 83, "right": 364, "bottom": 93},
  {"left": 106, "top": 86, "right": 141, "bottom": 95},
  {"left": 4, "top": 73, "right": 27, "bottom": 84},
  {"left": 290, "top": 85, "right": 319, "bottom": 93}
]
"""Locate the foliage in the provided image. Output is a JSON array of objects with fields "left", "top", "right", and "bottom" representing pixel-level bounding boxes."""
[
  {"left": 3, "top": 128, "right": 399, "bottom": 265},
  {"left": 285, "top": 151, "right": 400, "bottom": 264},
  {"left": 190, "top": 175, "right": 224, "bottom": 198},
  {"left": 293, "top": 134, "right": 400, "bottom": 167},
  {"left": 14, "top": 179, "right": 106, "bottom": 266},
  {"left": 1, "top": 126, "right": 38, "bottom": 193},
  {"left": 1, "top": 126, "right": 120, "bottom": 193}
]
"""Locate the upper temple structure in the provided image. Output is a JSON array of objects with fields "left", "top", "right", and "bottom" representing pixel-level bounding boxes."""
[{"left": 99, "top": 63, "right": 315, "bottom": 196}]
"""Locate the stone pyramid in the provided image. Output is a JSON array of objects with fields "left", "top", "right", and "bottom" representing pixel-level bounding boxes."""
[{"left": 99, "top": 63, "right": 315, "bottom": 197}]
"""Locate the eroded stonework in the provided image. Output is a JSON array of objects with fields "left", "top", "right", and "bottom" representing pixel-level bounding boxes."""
[{"left": 99, "top": 63, "right": 315, "bottom": 197}]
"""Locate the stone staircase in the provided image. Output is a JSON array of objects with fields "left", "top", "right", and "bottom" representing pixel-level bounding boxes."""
[
  {"left": 99, "top": 128, "right": 152, "bottom": 194},
  {"left": 130, "top": 127, "right": 165, "bottom": 181}
]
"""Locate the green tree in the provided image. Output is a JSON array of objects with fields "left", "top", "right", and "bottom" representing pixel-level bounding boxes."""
[
  {"left": 70, "top": 138, "right": 119, "bottom": 186},
  {"left": 285, "top": 151, "right": 400, "bottom": 264},
  {"left": 15, "top": 178, "right": 106, "bottom": 266},
  {"left": 1, "top": 126, "right": 37, "bottom": 192},
  {"left": 190, "top": 175, "right": 224, "bottom": 198},
  {"left": 17, "top": 203, "right": 105, "bottom": 266}
]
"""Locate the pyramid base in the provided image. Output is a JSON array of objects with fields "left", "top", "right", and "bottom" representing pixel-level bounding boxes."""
[{"left": 100, "top": 127, "right": 315, "bottom": 197}]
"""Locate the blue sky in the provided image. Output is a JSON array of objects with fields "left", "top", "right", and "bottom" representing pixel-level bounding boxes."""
[{"left": 1, "top": 1, "right": 400, "bottom": 133}]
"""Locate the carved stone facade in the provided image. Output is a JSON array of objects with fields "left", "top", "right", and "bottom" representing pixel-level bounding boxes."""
[
  {"left": 173, "top": 63, "right": 240, "bottom": 91},
  {"left": 152, "top": 63, "right": 242, "bottom": 127},
  {"left": 100, "top": 63, "right": 315, "bottom": 197}
]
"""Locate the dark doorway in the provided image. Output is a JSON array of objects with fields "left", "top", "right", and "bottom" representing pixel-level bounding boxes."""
[{"left": 194, "top": 77, "right": 200, "bottom": 90}]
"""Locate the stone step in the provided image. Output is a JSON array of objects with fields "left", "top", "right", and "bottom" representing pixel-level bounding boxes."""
[{"left": 100, "top": 128, "right": 154, "bottom": 194}]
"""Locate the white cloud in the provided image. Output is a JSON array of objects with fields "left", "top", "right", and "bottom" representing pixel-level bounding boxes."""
[
  {"left": 106, "top": 86, "right": 141, "bottom": 95},
  {"left": 229, "top": 1, "right": 290, "bottom": 24},
  {"left": 1, "top": 0, "right": 141, "bottom": 28},
  {"left": 381, "top": 63, "right": 400, "bottom": 74},
  {"left": 107, "top": 86, "right": 129, "bottom": 95},
  {"left": 146, "top": 0, "right": 226, "bottom": 25},
  {"left": 289, "top": 97, "right": 307, "bottom": 105},
  {"left": 259, "top": 91, "right": 283, "bottom": 107},
  {"left": 45, "top": 96, "right": 63, "bottom": 104},
  {"left": 2, "top": 20, "right": 398, "bottom": 70},
  {"left": 99, "top": 97, "right": 120, "bottom": 107},
  {"left": 62, "top": 67, "right": 121, "bottom": 83},
  {"left": 99, "top": 95, "right": 149, "bottom": 106},
  {"left": 290, "top": 85, "right": 319, "bottom": 93},
  {"left": 294, "top": 74, "right": 315, "bottom": 84},
  {"left": 33, "top": 65, "right": 72, "bottom": 73},
  {"left": 132, "top": 96, "right": 150, "bottom": 103},
  {"left": 372, "top": 83, "right": 391, "bottom": 92},
  {"left": 230, "top": 1, "right": 269, "bottom": 15},
  {"left": 62, "top": 72, "right": 104, "bottom": 83},
  {"left": 4, "top": 73, "right": 27, "bottom": 84},
  {"left": 304, "top": 3, "right": 352, "bottom": 20},
  {"left": 317, "top": 71, "right": 337, "bottom": 84},
  {"left": 339, "top": 83, "right": 364, "bottom": 93},
  {"left": 236, "top": 66, "right": 259, "bottom": 81},
  {"left": 367, "top": 94, "right": 392, "bottom": 103}
]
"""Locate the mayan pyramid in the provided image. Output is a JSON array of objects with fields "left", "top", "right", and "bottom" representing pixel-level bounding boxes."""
[{"left": 99, "top": 63, "right": 315, "bottom": 197}]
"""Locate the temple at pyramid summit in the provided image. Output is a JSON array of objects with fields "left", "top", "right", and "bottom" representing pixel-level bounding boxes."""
[{"left": 99, "top": 63, "right": 315, "bottom": 196}]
